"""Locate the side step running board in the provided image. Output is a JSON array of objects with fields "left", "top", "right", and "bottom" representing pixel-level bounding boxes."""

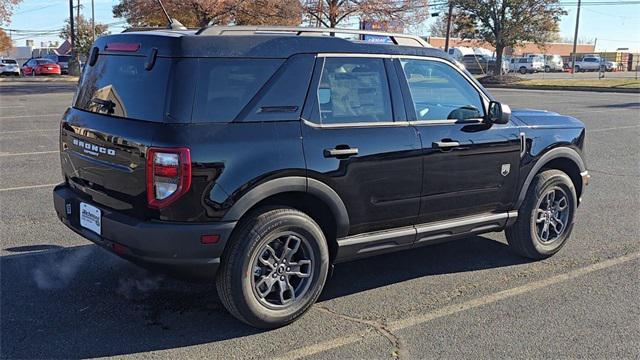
[{"left": 334, "top": 211, "right": 518, "bottom": 262}]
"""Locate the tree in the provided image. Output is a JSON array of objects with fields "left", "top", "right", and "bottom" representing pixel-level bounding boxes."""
[
  {"left": 113, "top": 0, "right": 302, "bottom": 28},
  {"left": 453, "top": 0, "right": 566, "bottom": 75},
  {"left": 302, "top": 0, "right": 430, "bottom": 28},
  {"left": 1, "top": 0, "right": 23, "bottom": 53},
  {"left": 1, "top": 0, "right": 21, "bottom": 24},
  {"left": 429, "top": 12, "right": 475, "bottom": 38},
  {"left": 235, "top": 0, "right": 302, "bottom": 26},
  {"left": 60, "top": 15, "right": 108, "bottom": 56},
  {"left": 0, "top": 28, "right": 11, "bottom": 52}
]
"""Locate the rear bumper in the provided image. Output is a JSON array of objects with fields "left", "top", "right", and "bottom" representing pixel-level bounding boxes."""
[{"left": 53, "top": 184, "right": 235, "bottom": 277}]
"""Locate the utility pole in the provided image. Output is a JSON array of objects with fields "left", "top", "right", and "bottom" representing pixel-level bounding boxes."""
[
  {"left": 444, "top": 1, "right": 453, "bottom": 52},
  {"left": 91, "top": 0, "right": 95, "bottom": 43},
  {"left": 68, "top": 0, "right": 80, "bottom": 75},
  {"left": 571, "top": 0, "right": 581, "bottom": 76}
]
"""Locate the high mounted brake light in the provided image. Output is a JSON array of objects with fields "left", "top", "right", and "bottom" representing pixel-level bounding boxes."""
[
  {"left": 146, "top": 147, "right": 191, "bottom": 209},
  {"left": 105, "top": 42, "right": 140, "bottom": 52}
]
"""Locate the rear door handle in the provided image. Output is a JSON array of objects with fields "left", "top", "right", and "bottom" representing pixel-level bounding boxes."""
[
  {"left": 432, "top": 141, "right": 460, "bottom": 149},
  {"left": 324, "top": 147, "right": 359, "bottom": 158}
]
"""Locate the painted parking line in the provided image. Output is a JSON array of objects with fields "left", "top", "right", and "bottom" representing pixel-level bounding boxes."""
[
  {"left": 276, "top": 251, "right": 640, "bottom": 360},
  {"left": 589, "top": 125, "right": 640, "bottom": 133},
  {"left": 0, "top": 129, "right": 58, "bottom": 134},
  {"left": 0, "top": 183, "right": 57, "bottom": 192},
  {"left": 0, "top": 150, "right": 59, "bottom": 157},
  {"left": 0, "top": 114, "right": 60, "bottom": 120},
  {"left": 0, "top": 105, "right": 25, "bottom": 109}
]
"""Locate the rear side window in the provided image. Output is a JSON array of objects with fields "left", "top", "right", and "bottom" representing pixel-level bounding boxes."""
[
  {"left": 315, "top": 57, "right": 392, "bottom": 124},
  {"left": 192, "top": 59, "right": 283, "bottom": 123},
  {"left": 2, "top": 59, "right": 17, "bottom": 64}
]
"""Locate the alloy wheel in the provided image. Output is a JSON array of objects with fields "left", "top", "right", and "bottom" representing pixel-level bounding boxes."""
[
  {"left": 534, "top": 187, "right": 570, "bottom": 243},
  {"left": 250, "top": 233, "right": 315, "bottom": 309}
]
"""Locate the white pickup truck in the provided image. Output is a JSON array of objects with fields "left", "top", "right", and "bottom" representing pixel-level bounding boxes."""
[{"left": 569, "top": 56, "right": 605, "bottom": 72}]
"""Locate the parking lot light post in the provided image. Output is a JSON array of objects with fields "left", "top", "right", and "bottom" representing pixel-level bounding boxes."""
[{"left": 571, "top": 0, "right": 581, "bottom": 76}]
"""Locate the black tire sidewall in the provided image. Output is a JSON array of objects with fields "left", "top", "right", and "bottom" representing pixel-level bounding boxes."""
[
  {"left": 525, "top": 172, "right": 577, "bottom": 256},
  {"left": 228, "top": 210, "right": 329, "bottom": 328}
]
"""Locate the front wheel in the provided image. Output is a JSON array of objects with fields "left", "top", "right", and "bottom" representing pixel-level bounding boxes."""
[
  {"left": 519, "top": 67, "right": 528, "bottom": 74},
  {"left": 506, "top": 170, "right": 577, "bottom": 259},
  {"left": 217, "top": 207, "right": 329, "bottom": 328}
]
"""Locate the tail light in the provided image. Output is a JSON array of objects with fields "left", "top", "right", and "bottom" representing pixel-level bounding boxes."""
[{"left": 146, "top": 147, "right": 191, "bottom": 208}]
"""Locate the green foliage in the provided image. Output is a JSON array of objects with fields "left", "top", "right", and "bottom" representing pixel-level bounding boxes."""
[{"left": 453, "top": 0, "right": 567, "bottom": 74}]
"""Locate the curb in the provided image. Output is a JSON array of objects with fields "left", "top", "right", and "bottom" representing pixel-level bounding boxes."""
[
  {"left": 484, "top": 84, "right": 640, "bottom": 94},
  {"left": 0, "top": 76, "right": 79, "bottom": 83}
]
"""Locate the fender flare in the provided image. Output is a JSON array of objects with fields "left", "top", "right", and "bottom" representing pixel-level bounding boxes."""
[
  {"left": 221, "top": 176, "right": 350, "bottom": 238},
  {"left": 515, "top": 147, "right": 586, "bottom": 209}
]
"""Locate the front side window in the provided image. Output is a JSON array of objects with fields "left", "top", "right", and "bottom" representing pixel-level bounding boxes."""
[
  {"left": 400, "top": 59, "right": 484, "bottom": 121},
  {"left": 316, "top": 57, "right": 392, "bottom": 124}
]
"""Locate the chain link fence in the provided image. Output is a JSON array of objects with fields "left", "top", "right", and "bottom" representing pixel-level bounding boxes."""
[{"left": 509, "top": 52, "right": 640, "bottom": 80}]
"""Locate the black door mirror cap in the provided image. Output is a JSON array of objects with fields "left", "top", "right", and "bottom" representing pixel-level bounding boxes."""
[{"left": 486, "top": 101, "right": 511, "bottom": 124}]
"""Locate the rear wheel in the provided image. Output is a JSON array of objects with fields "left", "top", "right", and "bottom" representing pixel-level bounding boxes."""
[
  {"left": 519, "top": 67, "right": 527, "bottom": 74},
  {"left": 216, "top": 207, "right": 329, "bottom": 328},
  {"left": 506, "top": 170, "right": 577, "bottom": 259},
  {"left": 544, "top": 65, "right": 551, "bottom": 73}
]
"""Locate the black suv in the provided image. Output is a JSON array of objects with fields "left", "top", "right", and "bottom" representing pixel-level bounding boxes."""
[{"left": 54, "top": 26, "right": 589, "bottom": 328}]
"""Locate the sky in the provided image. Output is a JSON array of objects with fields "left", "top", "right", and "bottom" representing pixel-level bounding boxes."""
[{"left": 4, "top": 0, "right": 640, "bottom": 52}]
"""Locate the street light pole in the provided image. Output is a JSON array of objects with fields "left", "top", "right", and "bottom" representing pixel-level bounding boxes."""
[
  {"left": 444, "top": 1, "right": 453, "bottom": 52},
  {"left": 91, "top": 0, "right": 95, "bottom": 44},
  {"left": 571, "top": 0, "right": 581, "bottom": 76}
]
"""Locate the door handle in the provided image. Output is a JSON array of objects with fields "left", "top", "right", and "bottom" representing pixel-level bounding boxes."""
[
  {"left": 324, "top": 147, "right": 359, "bottom": 158},
  {"left": 432, "top": 141, "right": 460, "bottom": 149}
]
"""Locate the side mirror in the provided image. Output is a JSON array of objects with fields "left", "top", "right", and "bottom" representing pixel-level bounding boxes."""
[{"left": 487, "top": 101, "right": 511, "bottom": 124}]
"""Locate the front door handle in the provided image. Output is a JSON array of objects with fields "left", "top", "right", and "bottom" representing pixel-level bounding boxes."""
[
  {"left": 324, "top": 147, "right": 359, "bottom": 158},
  {"left": 432, "top": 141, "right": 460, "bottom": 149}
]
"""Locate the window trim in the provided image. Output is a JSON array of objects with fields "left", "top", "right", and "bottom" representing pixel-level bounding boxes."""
[{"left": 305, "top": 55, "right": 398, "bottom": 128}]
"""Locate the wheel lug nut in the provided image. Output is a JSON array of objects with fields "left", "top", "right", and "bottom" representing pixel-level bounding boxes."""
[
  {"left": 280, "top": 276, "right": 285, "bottom": 281},
  {"left": 272, "top": 273, "right": 277, "bottom": 278},
  {"left": 286, "top": 267, "right": 291, "bottom": 271}
]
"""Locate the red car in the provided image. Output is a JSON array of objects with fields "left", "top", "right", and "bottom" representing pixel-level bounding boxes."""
[{"left": 21, "top": 58, "right": 61, "bottom": 76}]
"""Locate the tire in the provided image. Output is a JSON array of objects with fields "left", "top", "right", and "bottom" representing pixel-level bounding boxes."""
[
  {"left": 519, "top": 67, "right": 527, "bottom": 74},
  {"left": 506, "top": 169, "right": 577, "bottom": 259},
  {"left": 575, "top": 65, "right": 581, "bottom": 72},
  {"left": 216, "top": 207, "right": 330, "bottom": 328},
  {"left": 544, "top": 65, "right": 550, "bottom": 73}
]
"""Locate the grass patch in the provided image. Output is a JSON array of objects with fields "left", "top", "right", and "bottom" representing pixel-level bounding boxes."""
[{"left": 518, "top": 78, "right": 640, "bottom": 89}]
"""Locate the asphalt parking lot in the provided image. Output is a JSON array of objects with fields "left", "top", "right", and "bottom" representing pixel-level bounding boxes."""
[{"left": 1, "top": 81, "right": 639, "bottom": 359}]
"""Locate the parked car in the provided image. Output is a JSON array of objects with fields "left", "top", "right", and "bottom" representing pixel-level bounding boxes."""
[
  {"left": 0, "top": 58, "right": 21, "bottom": 76},
  {"left": 44, "top": 54, "right": 71, "bottom": 74},
  {"left": 54, "top": 26, "right": 589, "bottom": 329},
  {"left": 528, "top": 54, "right": 563, "bottom": 72},
  {"left": 510, "top": 57, "right": 544, "bottom": 74},
  {"left": 461, "top": 54, "right": 508, "bottom": 74},
  {"left": 21, "top": 58, "right": 61, "bottom": 76},
  {"left": 569, "top": 56, "right": 604, "bottom": 72}
]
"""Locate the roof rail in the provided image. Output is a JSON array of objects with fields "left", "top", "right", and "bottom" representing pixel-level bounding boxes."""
[{"left": 196, "top": 26, "right": 431, "bottom": 48}]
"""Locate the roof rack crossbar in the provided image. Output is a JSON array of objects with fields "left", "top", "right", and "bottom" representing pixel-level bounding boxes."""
[{"left": 196, "top": 26, "right": 430, "bottom": 48}]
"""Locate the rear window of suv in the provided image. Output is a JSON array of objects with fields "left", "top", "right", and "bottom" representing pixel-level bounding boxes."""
[{"left": 74, "top": 55, "right": 283, "bottom": 123}]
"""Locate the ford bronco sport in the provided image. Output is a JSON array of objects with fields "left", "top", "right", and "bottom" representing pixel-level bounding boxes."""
[{"left": 54, "top": 26, "right": 589, "bottom": 328}]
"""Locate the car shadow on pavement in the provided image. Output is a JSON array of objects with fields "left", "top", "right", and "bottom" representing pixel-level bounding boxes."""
[
  {"left": 0, "top": 83, "right": 77, "bottom": 96},
  {"left": 1, "top": 236, "right": 529, "bottom": 358},
  {"left": 587, "top": 102, "right": 640, "bottom": 110}
]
